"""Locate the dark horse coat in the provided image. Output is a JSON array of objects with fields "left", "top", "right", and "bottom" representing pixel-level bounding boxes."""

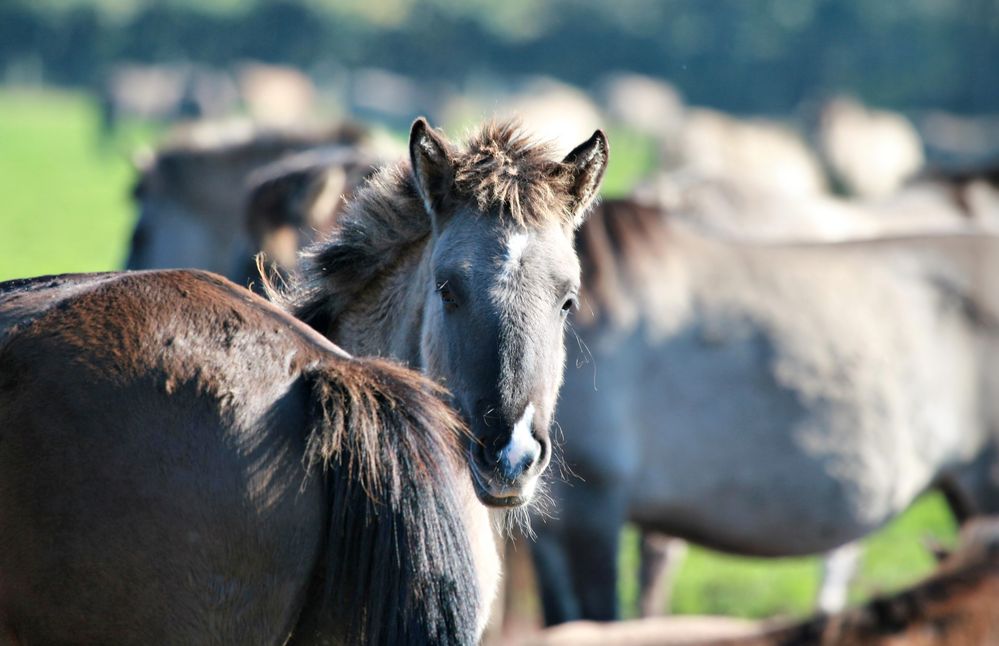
[{"left": 0, "top": 270, "right": 484, "bottom": 645}]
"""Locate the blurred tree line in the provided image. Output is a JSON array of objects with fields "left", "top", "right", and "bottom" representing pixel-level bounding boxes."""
[{"left": 1, "top": 0, "right": 996, "bottom": 114}]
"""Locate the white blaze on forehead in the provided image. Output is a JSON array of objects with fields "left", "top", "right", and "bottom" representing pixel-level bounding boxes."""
[
  {"left": 499, "top": 402, "right": 536, "bottom": 468},
  {"left": 499, "top": 231, "right": 531, "bottom": 281}
]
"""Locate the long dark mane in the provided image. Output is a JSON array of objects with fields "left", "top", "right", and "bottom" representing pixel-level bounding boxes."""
[
  {"left": 266, "top": 120, "right": 579, "bottom": 333},
  {"left": 300, "top": 356, "right": 478, "bottom": 644}
]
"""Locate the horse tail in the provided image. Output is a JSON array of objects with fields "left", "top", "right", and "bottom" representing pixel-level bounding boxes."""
[{"left": 301, "top": 356, "right": 480, "bottom": 645}]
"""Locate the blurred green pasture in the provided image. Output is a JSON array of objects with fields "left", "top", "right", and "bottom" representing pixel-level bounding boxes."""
[
  {"left": 0, "top": 88, "right": 957, "bottom": 619},
  {"left": 0, "top": 89, "right": 161, "bottom": 281}
]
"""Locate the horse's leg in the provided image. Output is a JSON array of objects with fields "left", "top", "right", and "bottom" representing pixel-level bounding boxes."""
[
  {"left": 531, "top": 527, "right": 580, "bottom": 625},
  {"left": 937, "top": 442, "right": 999, "bottom": 525},
  {"left": 815, "top": 542, "right": 862, "bottom": 613},
  {"left": 563, "top": 485, "right": 629, "bottom": 622},
  {"left": 533, "top": 489, "right": 628, "bottom": 623},
  {"left": 638, "top": 531, "right": 687, "bottom": 617}
]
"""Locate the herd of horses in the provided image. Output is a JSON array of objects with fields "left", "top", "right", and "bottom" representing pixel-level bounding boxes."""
[{"left": 3, "top": 111, "right": 999, "bottom": 644}]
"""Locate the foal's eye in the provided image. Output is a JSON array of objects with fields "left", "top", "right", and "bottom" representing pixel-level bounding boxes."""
[
  {"left": 561, "top": 295, "right": 578, "bottom": 316},
  {"left": 436, "top": 281, "right": 458, "bottom": 310}
]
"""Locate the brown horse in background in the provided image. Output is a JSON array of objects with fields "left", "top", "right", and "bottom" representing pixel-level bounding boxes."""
[
  {"left": 0, "top": 270, "right": 496, "bottom": 645},
  {"left": 245, "top": 144, "right": 381, "bottom": 284}
]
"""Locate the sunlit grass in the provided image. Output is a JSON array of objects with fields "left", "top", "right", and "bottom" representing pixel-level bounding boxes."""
[
  {"left": 601, "top": 125, "right": 659, "bottom": 198},
  {"left": 0, "top": 88, "right": 151, "bottom": 281},
  {"left": 617, "top": 492, "right": 957, "bottom": 619}
]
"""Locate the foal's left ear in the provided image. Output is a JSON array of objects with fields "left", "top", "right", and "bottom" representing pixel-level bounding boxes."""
[
  {"left": 561, "top": 130, "right": 609, "bottom": 228},
  {"left": 409, "top": 117, "right": 455, "bottom": 221}
]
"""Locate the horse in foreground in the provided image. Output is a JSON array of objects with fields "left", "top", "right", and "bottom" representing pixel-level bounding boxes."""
[
  {"left": 533, "top": 198, "right": 999, "bottom": 623},
  {"left": 268, "top": 118, "right": 609, "bottom": 510},
  {"left": 0, "top": 270, "right": 496, "bottom": 645}
]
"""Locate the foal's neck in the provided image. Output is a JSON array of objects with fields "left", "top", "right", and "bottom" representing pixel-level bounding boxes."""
[{"left": 332, "top": 238, "right": 431, "bottom": 369}]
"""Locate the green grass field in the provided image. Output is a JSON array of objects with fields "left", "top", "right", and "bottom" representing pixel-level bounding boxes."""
[
  {"left": 0, "top": 90, "right": 141, "bottom": 281},
  {"left": 0, "top": 88, "right": 959, "bottom": 619}
]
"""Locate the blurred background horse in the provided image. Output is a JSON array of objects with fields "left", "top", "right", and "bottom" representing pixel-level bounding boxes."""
[{"left": 532, "top": 198, "right": 999, "bottom": 624}]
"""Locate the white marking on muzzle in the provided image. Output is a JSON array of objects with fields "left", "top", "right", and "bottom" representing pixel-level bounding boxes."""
[{"left": 499, "top": 402, "right": 538, "bottom": 477}]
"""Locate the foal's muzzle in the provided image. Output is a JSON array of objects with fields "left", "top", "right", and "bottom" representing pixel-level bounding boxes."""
[{"left": 467, "top": 427, "right": 549, "bottom": 507}]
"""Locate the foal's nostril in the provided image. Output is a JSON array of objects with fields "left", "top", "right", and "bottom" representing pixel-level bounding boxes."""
[
  {"left": 498, "top": 436, "right": 541, "bottom": 482},
  {"left": 476, "top": 442, "right": 501, "bottom": 468},
  {"left": 474, "top": 431, "right": 541, "bottom": 482}
]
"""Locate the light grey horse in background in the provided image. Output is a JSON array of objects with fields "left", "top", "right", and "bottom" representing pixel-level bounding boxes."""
[
  {"left": 626, "top": 166, "right": 999, "bottom": 615},
  {"left": 531, "top": 198, "right": 999, "bottom": 624}
]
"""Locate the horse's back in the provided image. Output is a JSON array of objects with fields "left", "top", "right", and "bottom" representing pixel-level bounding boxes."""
[
  {"left": 0, "top": 272, "right": 121, "bottom": 337},
  {"left": 559, "top": 211, "right": 990, "bottom": 553},
  {"left": 0, "top": 270, "right": 328, "bottom": 644}
]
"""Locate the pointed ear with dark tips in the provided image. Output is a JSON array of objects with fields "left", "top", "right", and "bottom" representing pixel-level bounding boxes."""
[
  {"left": 409, "top": 117, "right": 455, "bottom": 221},
  {"left": 562, "top": 130, "right": 609, "bottom": 227}
]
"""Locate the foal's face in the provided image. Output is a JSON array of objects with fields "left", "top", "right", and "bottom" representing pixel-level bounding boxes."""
[
  {"left": 422, "top": 215, "right": 581, "bottom": 506},
  {"left": 409, "top": 118, "right": 608, "bottom": 507}
]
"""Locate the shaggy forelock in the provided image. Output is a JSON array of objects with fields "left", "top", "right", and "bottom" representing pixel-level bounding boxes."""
[
  {"left": 269, "top": 120, "right": 578, "bottom": 330},
  {"left": 451, "top": 120, "right": 575, "bottom": 226}
]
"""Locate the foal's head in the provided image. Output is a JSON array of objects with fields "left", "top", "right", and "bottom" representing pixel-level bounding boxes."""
[{"left": 410, "top": 119, "right": 608, "bottom": 506}]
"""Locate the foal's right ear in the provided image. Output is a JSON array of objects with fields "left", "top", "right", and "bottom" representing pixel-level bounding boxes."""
[
  {"left": 561, "top": 130, "right": 609, "bottom": 228},
  {"left": 409, "top": 117, "right": 455, "bottom": 220}
]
